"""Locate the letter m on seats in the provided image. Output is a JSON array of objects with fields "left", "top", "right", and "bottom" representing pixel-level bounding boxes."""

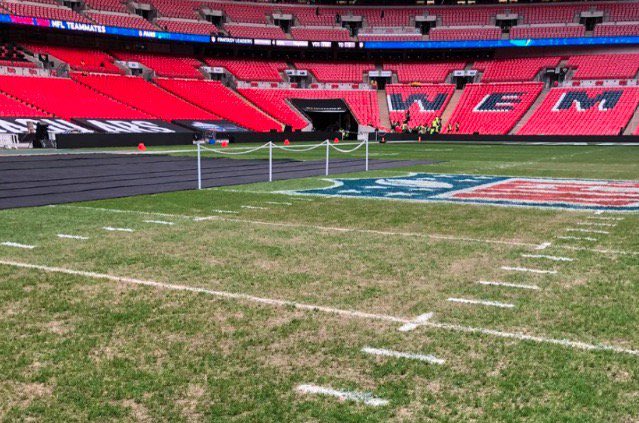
[{"left": 552, "top": 90, "right": 623, "bottom": 112}]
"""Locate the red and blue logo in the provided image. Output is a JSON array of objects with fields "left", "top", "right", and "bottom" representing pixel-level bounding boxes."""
[{"left": 292, "top": 173, "right": 639, "bottom": 212}]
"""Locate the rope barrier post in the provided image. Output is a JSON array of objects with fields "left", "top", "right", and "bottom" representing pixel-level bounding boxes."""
[
  {"left": 365, "top": 136, "right": 369, "bottom": 172},
  {"left": 268, "top": 142, "right": 273, "bottom": 182},
  {"left": 194, "top": 140, "right": 204, "bottom": 190},
  {"left": 325, "top": 140, "right": 330, "bottom": 176}
]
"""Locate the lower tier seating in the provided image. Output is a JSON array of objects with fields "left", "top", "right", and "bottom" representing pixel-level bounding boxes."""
[
  {"left": 567, "top": 54, "right": 639, "bottom": 80},
  {"left": 474, "top": 57, "right": 561, "bottom": 82},
  {"left": 386, "top": 84, "right": 456, "bottom": 128},
  {"left": 155, "top": 78, "right": 283, "bottom": 131},
  {"left": 204, "top": 59, "right": 287, "bottom": 82},
  {"left": 25, "top": 44, "right": 122, "bottom": 74},
  {"left": 294, "top": 62, "right": 375, "bottom": 83},
  {"left": 386, "top": 62, "right": 466, "bottom": 83},
  {"left": 238, "top": 88, "right": 380, "bottom": 130},
  {"left": 0, "top": 90, "right": 49, "bottom": 117},
  {"left": 446, "top": 82, "right": 543, "bottom": 134},
  {"left": 518, "top": 87, "right": 639, "bottom": 135},
  {"left": 0, "top": 75, "right": 151, "bottom": 120},
  {"left": 73, "top": 74, "right": 218, "bottom": 121}
]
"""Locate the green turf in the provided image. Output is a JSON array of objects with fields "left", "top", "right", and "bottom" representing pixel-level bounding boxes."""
[{"left": 0, "top": 143, "right": 638, "bottom": 421}]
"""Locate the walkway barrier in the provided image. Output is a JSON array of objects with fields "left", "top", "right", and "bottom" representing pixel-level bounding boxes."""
[{"left": 194, "top": 139, "right": 369, "bottom": 190}]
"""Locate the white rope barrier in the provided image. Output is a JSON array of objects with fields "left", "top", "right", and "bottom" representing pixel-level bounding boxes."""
[{"left": 195, "top": 138, "right": 369, "bottom": 189}]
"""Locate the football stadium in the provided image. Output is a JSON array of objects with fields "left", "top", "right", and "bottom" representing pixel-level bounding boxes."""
[{"left": 1, "top": 0, "right": 639, "bottom": 420}]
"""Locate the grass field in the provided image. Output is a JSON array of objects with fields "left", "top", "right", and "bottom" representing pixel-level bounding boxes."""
[{"left": 1, "top": 143, "right": 638, "bottom": 421}]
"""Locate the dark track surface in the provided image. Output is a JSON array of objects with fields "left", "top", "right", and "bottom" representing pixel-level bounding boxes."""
[{"left": 0, "top": 154, "right": 432, "bottom": 209}]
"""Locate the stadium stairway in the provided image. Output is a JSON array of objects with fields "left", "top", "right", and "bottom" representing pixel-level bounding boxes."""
[
  {"left": 377, "top": 89, "right": 392, "bottom": 129},
  {"left": 441, "top": 88, "right": 464, "bottom": 127},
  {"left": 510, "top": 85, "right": 551, "bottom": 135},
  {"left": 624, "top": 103, "right": 639, "bottom": 135}
]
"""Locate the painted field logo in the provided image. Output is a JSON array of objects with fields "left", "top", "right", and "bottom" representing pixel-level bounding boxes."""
[{"left": 292, "top": 173, "right": 639, "bottom": 211}]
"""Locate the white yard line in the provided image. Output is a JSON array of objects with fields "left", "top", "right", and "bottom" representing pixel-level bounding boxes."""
[
  {"left": 57, "top": 234, "right": 89, "bottom": 240},
  {"left": 398, "top": 312, "right": 433, "bottom": 332},
  {"left": 448, "top": 297, "right": 515, "bottom": 308},
  {"left": 1, "top": 242, "right": 35, "bottom": 249},
  {"left": 103, "top": 227, "right": 134, "bottom": 233},
  {"left": 566, "top": 228, "right": 610, "bottom": 235},
  {"left": 0, "top": 259, "right": 637, "bottom": 356},
  {"left": 501, "top": 266, "right": 557, "bottom": 275},
  {"left": 49, "top": 205, "right": 639, "bottom": 256},
  {"left": 586, "top": 216, "right": 624, "bottom": 221},
  {"left": 143, "top": 220, "right": 175, "bottom": 226},
  {"left": 264, "top": 201, "right": 293, "bottom": 206},
  {"left": 535, "top": 242, "right": 552, "bottom": 250},
  {"left": 556, "top": 236, "right": 598, "bottom": 242},
  {"left": 521, "top": 254, "right": 574, "bottom": 262},
  {"left": 576, "top": 222, "right": 617, "bottom": 227},
  {"left": 295, "top": 384, "right": 389, "bottom": 407},
  {"left": 241, "top": 205, "right": 269, "bottom": 210},
  {"left": 478, "top": 280, "right": 540, "bottom": 290},
  {"left": 362, "top": 347, "right": 445, "bottom": 365}
]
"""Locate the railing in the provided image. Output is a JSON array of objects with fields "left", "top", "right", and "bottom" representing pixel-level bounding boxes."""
[{"left": 194, "top": 139, "right": 369, "bottom": 189}]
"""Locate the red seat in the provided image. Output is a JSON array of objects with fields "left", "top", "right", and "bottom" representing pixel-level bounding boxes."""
[
  {"left": 386, "top": 84, "right": 456, "bottom": 128},
  {"left": 567, "top": 54, "right": 639, "bottom": 80},
  {"left": 112, "top": 52, "right": 205, "bottom": 79},
  {"left": 474, "top": 57, "right": 561, "bottom": 82},
  {"left": 518, "top": 87, "right": 639, "bottom": 135},
  {"left": 446, "top": 82, "right": 543, "bottom": 134},
  {"left": 294, "top": 62, "right": 375, "bottom": 83},
  {"left": 155, "top": 78, "right": 283, "bottom": 131}
]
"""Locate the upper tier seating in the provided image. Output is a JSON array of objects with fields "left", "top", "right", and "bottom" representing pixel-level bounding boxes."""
[
  {"left": 25, "top": 45, "right": 122, "bottom": 74},
  {"left": 204, "top": 58, "right": 287, "bottom": 81},
  {"left": 518, "top": 87, "right": 639, "bottom": 135},
  {"left": 600, "top": 2, "right": 639, "bottom": 22},
  {"left": 0, "top": 90, "right": 49, "bottom": 117},
  {"left": 0, "top": 75, "right": 151, "bottom": 119},
  {"left": 358, "top": 33, "right": 422, "bottom": 42},
  {"left": 112, "top": 52, "right": 204, "bottom": 79},
  {"left": 156, "top": 18, "right": 219, "bottom": 34},
  {"left": 386, "top": 84, "right": 456, "bottom": 128},
  {"left": 238, "top": 88, "right": 380, "bottom": 130},
  {"left": 73, "top": 73, "right": 218, "bottom": 120},
  {"left": 155, "top": 78, "right": 282, "bottom": 131},
  {"left": 446, "top": 82, "right": 543, "bottom": 134},
  {"left": 567, "top": 54, "right": 639, "bottom": 80},
  {"left": 474, "top": 57, "right": 562, "bottom": 82},
  {"left": 294, "top": 62, "right": 375, "bottom": 83},
  {"left": 290, "top": 27, "right": 351, "bottom": 41},
  {"left": 16, "top": 0, "right": 60, "bottom": 5},
  {"left": 85, "top": 12, "right": 158, "bottom": 30},
  {"left": 83, "top": 0, "right": 129, "bottom": 13},
  {"left": 210, "top": 1, "right": 271, "bottom": 24},
  {"left": 385, "top": 62, "right": 466, "bottom": 83},
  {"left": 225, "top": 23, "right": 287, "bottom": 39},
  {"left": 594, "top": 22, "right": 639, "bottom": 37},
  {"left": 1, "top": 2, "right": 92, "bottom": 23},
  {"left": 510, "top": 24, "right": 585, "bottom": 39},
  {"left": 150, "top": 0, "right": 204, "bottom": 20},
  {"left": 516, "top": 4, "right": 582, "bottom": 24},
  {"left": 429, "top": 26, "right": 501, "bottom": 41}
]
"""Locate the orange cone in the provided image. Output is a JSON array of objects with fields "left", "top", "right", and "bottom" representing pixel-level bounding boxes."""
[
  {"left": 137, "top": 143, "right": 146, "bottom": 151},
  {"left": 333, "top": 137, "right": 339, "bottom": 144},
  {"left": 221, "top": 141, "right": 229, "bottom": 148},
  {"left": 284, "top": 139, "right": 290, "bottom": 146}
]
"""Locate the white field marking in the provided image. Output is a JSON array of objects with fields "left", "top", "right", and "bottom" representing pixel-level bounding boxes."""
[
  {"left": 594, "top": 210, "right": 605, "bottom": 215},
  {"left": 478, "top": 280, "right": 540, "bottom": 290},
  {"left": 501, "top": 266, "right": 557, "bottom": 275},
  {"left": 210, "top": 209, "right": 239, "bottom": 214},
  {"left": 586, "top": 216, "right": 624, "bottom": 221},
  {"left": 143, "top": 220, "right": 175, "bottom": 226},
  {"left": 103, "top": 227, "right": 134, "bottom": 233},
  {"left": 521, "top": 254, "right": 574, "bottom": 262},
  {"left": 448, "top": 297, "right": 515, "bottom": 309},
  {"left": 0, "top": 259, "right": 638, "bottom": 356},
  {"left": 576, "top": 222, "right": 617, "bottom": 227},
  {"left": 295, "top": 384, "right": 389, "bottom": 407},
  {"left": 556, "top": 236, "right": 598, "bottom": 242},
  {"left": 241, "top": 205, "right": 269, "bottom": 210},
  {"left": 57, "top": 234, "right": 89, "bottom": 240},
  {"left": 566, "top": 228, "right": 610, "bottom": 235},
  {"left": 535, "top": 242, "right": 552, "bottom": 250},
  {"left": 1, "top": 242, "right": 35, "bottom": 249},
  {"left": 398, "top": 312, "right": 433, "bottom": 332},
  {"left": 264, "top": 201, "right": 293, "bottom": 206},
  {"left": 361, "top": 347, "right": 445, "bottom": 365},
  {"left": 50, "top": 205, "right": 639, "bottom": 256}
]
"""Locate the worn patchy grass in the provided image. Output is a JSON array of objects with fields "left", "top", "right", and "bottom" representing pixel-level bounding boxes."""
[{"left": 0, "top": 143, "right": 638, "bottom": 421}]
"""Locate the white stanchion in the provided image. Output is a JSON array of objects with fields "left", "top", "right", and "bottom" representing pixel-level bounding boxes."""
[
  {"left": 325, "top": 140, "right": 330, "bottom": 176},
  {"left": 269, "top": 141, "right": 273, "bottom": 182},
  {"left": 196, "top": 139, "right": 371, "bottom": 188}
]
